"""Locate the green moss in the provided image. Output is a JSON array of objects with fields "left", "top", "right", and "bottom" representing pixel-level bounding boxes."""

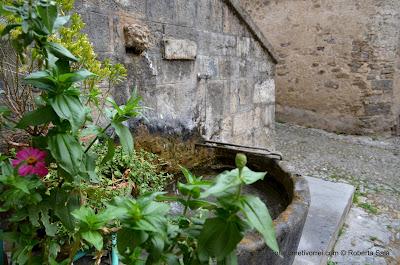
[{"left": 358, "top": 202, "right": 378, "bottom": 215}]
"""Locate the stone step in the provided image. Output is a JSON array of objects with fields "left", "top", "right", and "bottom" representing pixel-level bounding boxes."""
[{"left": 293, "top": 176, "right": 355, "bottom": 265}]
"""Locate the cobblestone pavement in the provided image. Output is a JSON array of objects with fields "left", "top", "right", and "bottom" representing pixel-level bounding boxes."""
[{"left": 274, "top": 122, "right": 400, "bottom": 265}]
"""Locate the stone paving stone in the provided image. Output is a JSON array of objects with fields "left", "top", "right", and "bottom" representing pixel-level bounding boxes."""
[{"left": 293, "top": 176, "right": 355, "bottom": 265}]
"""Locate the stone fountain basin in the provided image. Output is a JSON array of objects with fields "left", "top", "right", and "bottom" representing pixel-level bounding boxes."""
[{"left": 183, "top": 142, "right": 311, "bottom": 265}]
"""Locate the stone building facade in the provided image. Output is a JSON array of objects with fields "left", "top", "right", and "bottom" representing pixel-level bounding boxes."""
[
  {"left": 239, "top": 0, "right": 400, "bottom": 135},
  {"left": 76, "top": 0, "right": 277, "bottom": 148}
]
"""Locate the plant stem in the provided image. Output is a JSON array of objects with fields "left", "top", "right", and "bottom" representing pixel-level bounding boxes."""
[
  {"left": 84, "top": 123, "right": 111, "bottom": 153},
  {"left": 183, "top": 194, "right": 192, "bottom": 216},
  {"left": 236, "top": 168, "right": 243, "bottom": 199},
  {"left": 68, "top": 235, "right": 81, "bottom": 265}
]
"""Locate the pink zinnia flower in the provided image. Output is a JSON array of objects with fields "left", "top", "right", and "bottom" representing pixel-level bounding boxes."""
[{"left": 12, "top": 147, "right": 48, "bottom": 177}]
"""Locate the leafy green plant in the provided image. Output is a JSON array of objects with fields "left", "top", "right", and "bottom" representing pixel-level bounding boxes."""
[
  {"left": 0, "top": 1, "right": 136, "bottom": 264},
  {"left": 93, "top": 144, "right": 173, "bottom": 195},
  {"left": 0, "top": 1, "right": 279, "bottom": 264},
  {"left": 0, "top": 0, "right": 126, "bottom": 142},
  {"left": 106, "top": 152, "right": 279, "bottom": 264}
]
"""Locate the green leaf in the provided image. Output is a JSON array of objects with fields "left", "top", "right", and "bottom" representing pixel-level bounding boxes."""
[
  {"left": 24, "top": 71, "right": 57, "bottom": 90},
  {"left": 177, "top": 181, "right": 211, "bottom": 199},
  {"left": 58, "top": 69, "right": 95, "bottom": 84},
  {"left": 37, "top": 4, "right": 57, "bottom": 33},
  {"left": 117, "top": 228, "right": 148, "bottom": 255},
  {"left": 0, "top": 5, "right": 18, "bottom": 16},
  {"left": 164, "top": 254, "right": 180, "bottom": 265},
  {"left": 101, "top": 138, "right": 115, "bottom": 163},
  {"left": 48, "top": 134, "right": 83, "bottom": 176},
  {"left": 177, "top": 198, "right": 216, "bottom": 210},
  {"left": 41, "top": 209, "right": 57, "bottom": 236},
  {"left": 141, "top": 201, "right": 170, "bottom": 216},
  {"left": 48, "top": 241, "right": 60, "bottom": 260},
  {"left": 198, "top": 217, "right": 244, "bottom": 259},
  {"left": 241, "top": 167, "right": 267, "bottom": 185},
  {"left": 82, "top": 153, "right": 99, "bottom": 183},
  {"left": 53, "top": 15, "right": 70, "bottom": 31},
  {"left": 81, "top": 230, "right": 103, "bottom": 251},
  {"left": 12, "top": 176, "right": 30, "bottom": 194},
  {"left": 180, "top": 166, "right": 195, "bottom": 183},
  {"left": 240, "top": 195, "right": 279, "bottom": 253},
  {"left": 15, "top": 244, "right": 32, "bottom": 265},
  {"left": 49, "top": 94, "right": 86, "bottom": 133},
  {"left": 111, "top": 121, "right": 133, "bottom": 155},
  {"left": 16, "top": 106, "right": 57, "bottom": 129},
  {"left": 219, "top": 251, "right": 238, "bottom": 265},
  {"left": 51, "top": 188, "right": 80, "bottom": 231},
  {"left": 201, "top": 169, "right": 241, "bottom": 198},
  {"left": 0, "top": 105, "right": 11, "bottom": 115},
  {"left": 0, "top": 160, "right": 13, "bottom": 178},
  {"left": 46, "top": 42, "right": 78, "bottom": 62},
  {"left": 0, "top": 23, "right": 20, "bottom": 36},
  {"left": 72, "top": 206, "right": 113, "bottom": 231},
  {"left": 150, "top": 235, "right": 164, "bottom": 260}
]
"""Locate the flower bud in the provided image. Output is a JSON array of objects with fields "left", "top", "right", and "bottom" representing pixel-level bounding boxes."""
[{"left": 235, "top": 153, "right": 247, "bottom": 169}]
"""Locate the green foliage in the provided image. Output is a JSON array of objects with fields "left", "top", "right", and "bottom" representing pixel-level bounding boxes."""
[
  {"left": 0, "top": 0, "right": 127, "bottom": 130},
  {"left": 0, "top": 1, "right": 136, "bottom": 264},
  {"left": 93, "top": 144, "right": 173, "bottom": 195},
  {"left": 113, "top": 154, "right": 279, "bottom": 264},
  {"left": 358, "top": 202, "right": 378, "bottom": 215}
]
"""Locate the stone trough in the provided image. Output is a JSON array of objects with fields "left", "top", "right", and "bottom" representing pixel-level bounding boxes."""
[
  {"left": 187, "top": 141, "right": 310, "bottom": 265},
  {"left": 73, "top": 130, "right": 311, "bottom": 265}
]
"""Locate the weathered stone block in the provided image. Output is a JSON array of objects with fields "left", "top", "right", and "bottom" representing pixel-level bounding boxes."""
[
  {"left": 220, "top": 116, "right": 233, "bottom": 142},
  {"left": 198, "top": 32, "right": 236, "bottom": 56},
  {"left": 113, "top": 0, "right": 146, "bottom": 13},
  {"left": 156, "top": 59, "right": 195, "bottom": 84},
  {"left": 197, "top": 55, "right": 218, "bottom": 79},
  {"left": 232, "top": 132, "right": 253, "bottom": 147},
  {"left": 196, "top": 0, "right": 223, "bottom": 32},
  {"left": 253, "top": 126, "right": 276, "bottom": 149},
  {"left": 206, "top": 81, "right": 226, "bottom": 117},
  {"left": 371, "top": 80, "right": 393, "bottom": 91},
  {"left": 233, "top": 110, "right": 254, "bottom": 136},
  {"left": 164, "top": 24, "right": 198, "bottom": 41},
  {"left": 263, "top": 104, "right": 275, "bottom": 126},
  {"left": 229, "top": 80, "right": 240, "bottom": 114},
  {"left": 237, "top": 37, "right": 251, "bottom": 57},
  {"left": 218, "top": 57, "right": 239, "bottom": 79},
  {"left": 163, "top": 38, "right": 197, "bottom": 60},
  {"left": 175, "top": 0, "right": 196, "bottom": 27},
  {"left": 253, "top": 79, "right": 275, "bottom": 104},
  {"left": 82, "top": 12, "right": 112, "bottom": 53},
  {"left": 155, "top": 84, "right": 177, "bottom": 120},
  {"left": 251, "top": 39, "right": 266, "bottom": 59},
  {"left": 253, "top": 107, "right": 262, "bottom": 128},
  {"left": 239, "top": 58, "right": 255, "bottom": 78},
  {"left": 257, "top": 60, "right": 270, "bottom": 73},
  {"left": 223, "top": 5, "right": 246, "bottom": 36},
  {"left": 364, "top": 102, "right": 391, "bottom": 116},
  {"left": 146, "top": 0, "right": 175, "bottom": 24},
  {"left": 238, "top": 79, "right": 253, "bottom": 108}
]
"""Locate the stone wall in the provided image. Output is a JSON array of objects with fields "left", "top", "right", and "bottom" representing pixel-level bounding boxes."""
[
  {"left": 75, "top": 0, "right": 276, "bottom": 148},
  {"left": 239, "top": 0, "right": 400, "bottom": 135}
]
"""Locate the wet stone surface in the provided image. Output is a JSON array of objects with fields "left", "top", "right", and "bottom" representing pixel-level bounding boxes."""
[{"left": 275, "top": 122, "right": 400, "bottom": 264}]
